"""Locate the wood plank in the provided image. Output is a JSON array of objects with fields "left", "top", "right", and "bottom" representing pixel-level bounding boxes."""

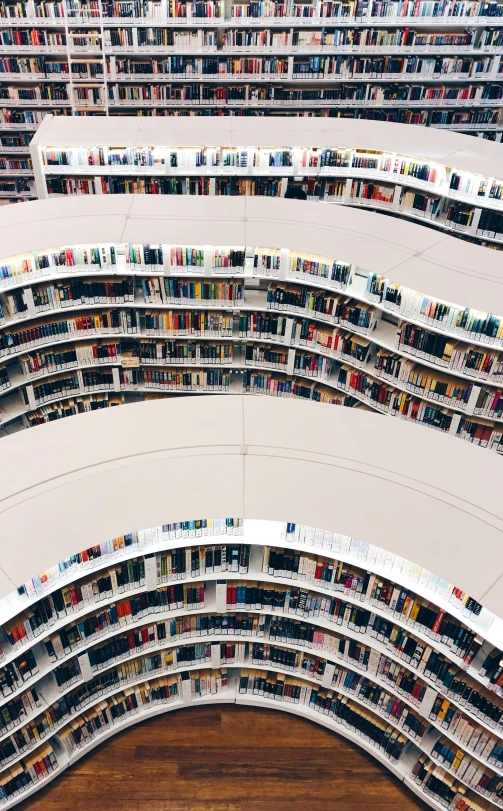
[{"left": 17, "top": 706, "right": 431, "bottom": 811}]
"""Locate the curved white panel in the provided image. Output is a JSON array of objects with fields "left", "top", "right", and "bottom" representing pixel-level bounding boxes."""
[
  {"left": 33, "top": 115, "right": 503, "bottom": 181},
  {"left": 0, "top": 395, "right": 502, "bottom": 616},
  {"left": 0, "top": 194, "right": 502, "bottom": 318}
]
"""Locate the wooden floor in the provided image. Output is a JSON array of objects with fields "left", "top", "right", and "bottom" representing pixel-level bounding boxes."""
[{"left": 18, "top": 706, "right": 430, "bottom": 811}]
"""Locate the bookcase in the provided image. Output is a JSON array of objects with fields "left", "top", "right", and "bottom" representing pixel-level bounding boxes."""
[
  {"left": 29, "top": 116, "right": 503, "bottom": 250},
  {"left": 0, "top": 0, "right": 502, "bottom": 206},
  {"left": 0, "top": 514, "right": 502, "bottom": 809},
  {"left": 1, "top": 193, "right": 503, "bottom": 456},
  {"left": 1, "top": 386, "right": 503, "bottom": 808}
]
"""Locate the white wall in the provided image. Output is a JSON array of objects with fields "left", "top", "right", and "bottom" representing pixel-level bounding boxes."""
[{"left": 0, "top": 395, "right": 502, "bottom": 616}]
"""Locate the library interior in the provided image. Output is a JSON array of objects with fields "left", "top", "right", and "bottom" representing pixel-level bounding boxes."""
[{"left": 1, "top": 1, "right": 503, "bottom": 805}]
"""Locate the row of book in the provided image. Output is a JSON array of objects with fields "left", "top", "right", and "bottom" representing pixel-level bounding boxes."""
[
  {"left": 3, "top": 360, "right": 495, "bottom": 447},
  {"left": 410, "top": 753, "right": 486, "bottom": 810},
  {"left": 2, "top": 26, "right": 501, "bottom": 54},
  {"left": 38, "top": 147, "right": 495, "bottom": 210},
  {"left": 18, "top": 342, "right": 121, "bottom": 377},
  {"left": 0, "top": 158, "right": 32, "bottom": 172},
  {"left": 3, "top": 317, "right": 503, "bottom": 440},
  {"left": 105, "top": 81, "right": 503, "bottom": 103},
  {"left": 262, "top": 545, "right": 484, "bottom": 643},
  {"left": 2, "top": 544, "right": 252, "bottom": 650},
  {"left": 7, "top": 282, "right": 501, "bottom": 387},
  {"left": 38, "top": 156, "right": 496, "bottom": 216},
  {"left": 2, "top": 26, "right": 502, "bottom": 54},
  {"left": 0, "top": 177, "right": 34, "bottom": 196},
  {"left": 0, "top": 519, "right": 488, "bottom": 680},
  {"left": 430, "top": 734, "right": 503, "bottom": 797},
  {"left": 0, "top": 584, "right": 208, "bottom": 695},
  {"left": 14, "top": 54, "right": 491, "bottom": 79},
  {"left": 4, "top": 78, "right": 503, "bottom": 102},
  {"left": 16, "top": 272, "right": 503, "bottom": 388},
  {"left": 228, "top": 582, "right": 503, "bottom": 708},
  {"left": 4, "top": 248, "right": 503, "bottom": 357},
  {"left": 49, "top": 614, "right": 264, "bottom": 689},
  {"left": 1, "top": 105, "right": 498, "bottom": 129},
  {"left": 4, "top": 81, "right": 494, "bottom": 107},
  {"left": 9, "top": 564, "right": 498, "bottom": 736},
  {"left": 0, "top": 743, "right": 58, "bottom": 803},
  {"left": 1, "top": 583, "right": 498, "bottom": 724},
  {"left": 3, "top": 0, "right": 503, "bottom": 19},
  {"left": 226, "top": 580, "right": 483, "bottom": 669},
  {"left": 1, "top": 539, "right": 482, "bottom": 667},
  {"left": 0, "top": 611, "right": 499, "bottom": 781}
]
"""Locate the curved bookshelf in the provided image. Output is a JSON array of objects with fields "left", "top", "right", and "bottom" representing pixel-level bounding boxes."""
[
  {"left": 1, "top": 195, "right": 503, "bottom": 451},
  {"left": 0, "top": 372, "right": 502, "bottom": 807},
  {"left": 0, "top": 520, "right": 503, "bottom": 808},
  {"left": 31, "top": 116, "right": 503, "bottom": 249}
]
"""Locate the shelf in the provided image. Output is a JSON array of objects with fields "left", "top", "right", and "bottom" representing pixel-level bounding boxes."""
[
  {"left": 0, "top": 331, "right": 491, "bottom": 426},
  {"left": 0, "top": 644, "right": 500, "bottom": 808},
  {"left": 40, "top": 163, "right": 503, "bottom": 219},
  {"left": 0, "top": 556, "right": 499, "bottom": 743},
  {"left": 1, "top": 272, "right": 503, "bottom": 442},
  {"left": 3, "top": 263, "right": 503, "bottom": 376},
  {"left": 2, "top": 517, "right": 497, "bottom": 647}
]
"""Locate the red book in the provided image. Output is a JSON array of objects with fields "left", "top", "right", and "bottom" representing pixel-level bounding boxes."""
[{"left": 431, "top": 610, "right": 445, "bottom": 635}]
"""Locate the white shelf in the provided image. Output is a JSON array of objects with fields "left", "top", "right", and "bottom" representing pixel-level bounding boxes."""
[
  {"left": 6, "top": 627, "right": 498, "bottom": 777},
  {"left": 5, "top": 263, "right": 503, "bottom": 358},
  {"left": 2, "top": 14, "right": 503, "bottom": 27},
  {"left": 0, "top": 324, "right": 498, "bottom": 423},
  {"left": 1, "top": 518, "right": 496, "bottom": 646},
  {"left": 0, "top": 658, "right": 490, "bottom": 811},
  {"left": 0, "top": 562, "right": 499, "bottom": 746}
]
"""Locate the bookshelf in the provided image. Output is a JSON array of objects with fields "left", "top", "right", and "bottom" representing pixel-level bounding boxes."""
[
  {"left": 0, "top": 514, "right": 502, "bottom": 808},
  {"left": 29, "top": 116, "right": 503, "bottom": 249},
  {"left": 0, "top": 4, "right": 503, "bottom": 206},
  {"left": 1, "top": 194, "right": 503, "bottom": 453},
  {"left": 0, "top": 394, "right": 502, "bottom": 618}
]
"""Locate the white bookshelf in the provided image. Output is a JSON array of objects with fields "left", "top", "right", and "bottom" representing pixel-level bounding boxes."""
[
  {"left": 28, "top": 116, "right": 503, "bottom": 247},
  {"left": 0, "top": 519, "right": 502, "bottom": 807},
  {"left": 0, "top": 395, "right": 502, "bottom": 613},
  {"left": 0, "top": 195, "right": 503, "bottom": 452},
  {"left": 0, "top": 8, "right": 502, "bottom": 201}
]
